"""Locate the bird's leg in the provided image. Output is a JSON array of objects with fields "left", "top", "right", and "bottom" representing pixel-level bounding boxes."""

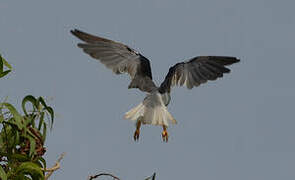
[
  {"left": 162, "top": 125, "right": 169, "bottom": 142},
  {"left": 133, "top": 120, "right": 141, "bottom": 141}
]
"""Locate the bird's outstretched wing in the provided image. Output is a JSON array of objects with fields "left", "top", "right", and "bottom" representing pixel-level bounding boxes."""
[
  {"left": 71, "top": 29, "right": 157, "bottom": 93},
  {"left": 158, "top": 56, "right": 240, "bottom": 93}
]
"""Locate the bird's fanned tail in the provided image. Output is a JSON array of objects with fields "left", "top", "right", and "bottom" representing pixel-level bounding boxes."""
[{"left": 124, "top": 100, "right": 177, "bottom": 126}]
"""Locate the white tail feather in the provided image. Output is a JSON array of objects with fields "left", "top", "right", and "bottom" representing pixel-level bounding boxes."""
[
  {"left": 124, "top": 102, "right": 177, "bottom": 126},
  {"left": 124, "top": 103, "right": 144, "bottom": 121}
]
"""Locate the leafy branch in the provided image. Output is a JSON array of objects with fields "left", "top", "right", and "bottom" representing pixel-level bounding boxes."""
[
  {"left": 0, "top": 54, "right": 59, "bottom": 180},
  {"left": 0, "top": 95, "right": 54, "bottom": 179}
]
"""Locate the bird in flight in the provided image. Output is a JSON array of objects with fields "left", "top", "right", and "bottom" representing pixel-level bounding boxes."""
[{"left": 71, "top": 29, "right": 240, "bottom": 142}]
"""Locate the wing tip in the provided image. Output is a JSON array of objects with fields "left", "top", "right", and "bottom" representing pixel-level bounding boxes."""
[
  {"left": 70, "top": 28, "right": 77, "bottom": 35},
  {"left": 233, "top": 57, "right": 241, "bottom": 63},
  {"left": 70, "top": 28, "right": 85, "bottom": 39},
  {"left": 220, "top": 56, "right": 240, "bottom": 66}
]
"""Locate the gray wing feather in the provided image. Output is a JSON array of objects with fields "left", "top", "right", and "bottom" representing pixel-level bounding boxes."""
[
  {"left": 71, "top": 29, "right": 157, "bottom": 93},
  {"left": 159, "top": 56, "right": 240, "bottom": 93}
]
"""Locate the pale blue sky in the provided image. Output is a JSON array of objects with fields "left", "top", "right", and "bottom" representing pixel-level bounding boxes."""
[{"left": 1, "top": 0, "right": 295, "bottom": 179}]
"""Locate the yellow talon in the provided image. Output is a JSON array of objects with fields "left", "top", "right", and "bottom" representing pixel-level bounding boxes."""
[
  {"left": 162, "top": 125, "right": 169, "bottom": 142},
  {"left": 133, "top": 120, "right": 141, "bottom": 141}
]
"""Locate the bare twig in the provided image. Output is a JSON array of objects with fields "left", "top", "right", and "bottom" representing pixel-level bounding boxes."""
[
  {"left": 42, "top": 152, "right": 66, "bottom": 180},
  {"left": 42, "top": 162, "right": 60, "bottom": 172},
  {"left": 88, "top": 173, "right": 121, "bottom": 180}
]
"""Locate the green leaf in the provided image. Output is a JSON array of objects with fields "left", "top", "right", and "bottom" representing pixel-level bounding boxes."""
[
  {"left": 0, "top": 70, "right": 11, "bottom": 78},
  {"left": 22, "top": 134, "right": 37, "bottom": 158},
  {"left": 29, "top": 136, "right": 36, "bottom": 157},
  {"left": 15, "top": 162, "right": 44, "bottom": 180},
  {"left": 23, "top": 115, "right": 35, "bottom": 129},
  {"left": 0, "top": 166, "right": 8, "bottom": 180},
  {"left": 0, "top": 103, "right": 24, "bottom": 130},
  {"left": 0, "top": 55, "right": 12, "bottom": 78},
  {"left": 22, "top": 95, "right": 38, "bottom": 116},
  {"left": 36, "top": 157, "right": 46, "bottom": 170},
  {"left": 38, "top": 112, "right": 44, "bottom": 131},
  {"left": 0, "top": 152, "right": 30, "bottom": 162},
  {"left": 42, "top": 123, "right": 47, "bottom": 143},
  {"left": 37, "top": 97, "right": 46, "bottom": 109},
  {"left": 2, "top": 56, "right": 12, "bottom": 70},
  {"left": 0, "top": 152, "right": 29, "bottom": 162},
  {"left": 45, "top": 106, "right": 54, "bottom": 129},
  {"left": 0, "top": 56, "right": 3, "bottom": 73},
  {"left": 11, "top": 153, "right": 30, "bottom": 162},
  {"left": 23, "top": 131, "right": 38, "bottom": 158},
  {"left": 38, "top": 97, "right": 54, "bottom": 129},
  {"left": 0, "top": 114, "right": 4, "bottom": 123},
  {"left": 1, "top": 121, "right": 19, "bottom": 130}
]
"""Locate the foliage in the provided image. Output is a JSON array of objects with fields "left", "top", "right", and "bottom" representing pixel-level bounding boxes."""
[
  {"left": 0, "top": 95, "right": 54, "bottom": 180},
  {"left": 0, "top": 55, "right": 54, "bottom": 180}
]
